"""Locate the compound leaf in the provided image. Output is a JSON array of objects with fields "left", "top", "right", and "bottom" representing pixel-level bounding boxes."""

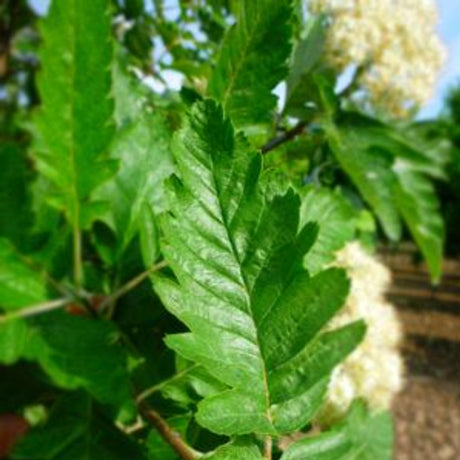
[{"left": 154, "top": 100, "right": 365, "bottom": 436}]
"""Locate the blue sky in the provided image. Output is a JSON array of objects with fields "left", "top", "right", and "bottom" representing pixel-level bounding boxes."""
[
  {"left": 418, "top": 0, "right": 460, "bottom": 118},
  {"left": 29, "top": 0, "right": 460, "bottom": 119}
]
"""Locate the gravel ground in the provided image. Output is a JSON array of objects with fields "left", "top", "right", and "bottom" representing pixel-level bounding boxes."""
[{"left": 393, "top": 377, "right": 460, "bottom": 460}]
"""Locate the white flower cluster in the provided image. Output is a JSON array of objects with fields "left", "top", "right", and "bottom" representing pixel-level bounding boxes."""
[
  {"left": 307, "top": 0, "right": 446, "bottom": 117},
  {"left": 317, "top": 242, "right": 404, "bottom": 425}
]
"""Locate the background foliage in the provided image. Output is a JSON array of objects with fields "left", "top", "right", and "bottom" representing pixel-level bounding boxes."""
[{"left": 0, "top": 0, "right": 454, "bottom": 458}]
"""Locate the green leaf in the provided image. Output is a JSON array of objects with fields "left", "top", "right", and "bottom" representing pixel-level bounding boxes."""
[
  {"left": 208, "top": 0, "right": 293, "bottom": 133},
  {"left": 280, "top": 402, "right": 393, "bottom": 460},
  {"left": 285, "top": 17, "right": 327, "bottom": 118},
  {"left": 0, "top": 142, "right": 33, "bottom": 248},
  {"left": 95, "top": 112, "right": 174, "bottom": 256},
  {"left": 0, "top": 239, "right": 48, "bottom": 310},
  {"left": 326, "top": 121, "right": 401, "bottom": 241},
  {"left": 299, "top": 187, "right": 356, "bottom": 274},
  {"left": 12, "top": 392, "right": 148, "bottom": 460},
  {"left": 139, "top": 204, "right": 160, "bottom": 268},
  {"left": 394, "top": 167, "right": 444, "bottom": 282},
  {"left": 160, "top": 363, "right": 226, "bottom": 408},
  {"left": 0, "top": 312, "right": 134, "bottom": 412},
  {"left": 33, "top": 0, "right": 116, "bottom": 228},
  {"left": 112, "top": 54, "right": 151, "bottom": 128},
  {"left": 154, "top": 100, "right": 365, "bottom": 436},
  {"left": 325, "top": 111, "right": 444, "bottom": 280},
  {"left": 0, "top": 244, "right": 132, "bottom": 410},
  {"left": 204, "top": 438, "right": 264, "bottom": 459}
]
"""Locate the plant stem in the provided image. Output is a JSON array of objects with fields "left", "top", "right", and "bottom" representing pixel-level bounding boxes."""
[
  {"left": 0, "top": 298, "right": 71, "bottom": 323},
  {"left": 139, "top": 404, "right": 198, "bottom": 460},
  {"left": 73, "top": 225, "right": 83, "bottom": 289},
  {"left": 261, "top": 121, "right": 308, "bottom": 154},
  {"left": 98, "top": 260, "right": 167, "bottom": 313},
  {"left": 264, "top": 436, "right": 273, "bottom": 460},
  {"left": 136, "top": 364, "right": 199, "bottom": 404}
]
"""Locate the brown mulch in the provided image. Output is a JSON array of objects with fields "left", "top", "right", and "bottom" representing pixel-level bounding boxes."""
[
  {"left": 380, "top": 246, "right": 460, "bottom": 459},
  {"left": 393, "top": 377, "right": 460, "bottom": 460}
]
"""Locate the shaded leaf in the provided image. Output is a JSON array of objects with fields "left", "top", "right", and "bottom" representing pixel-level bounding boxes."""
[
  {"left": 95, "top": 112, "right": 174, "bottom": 256},
  {"left": 204, "top": 438, "right": 264, "bottom": 459},
  {"left": 281, "top": 401, "right": 393, "bottom": 460},
  {"left": 285, "top": 17, "right": 327, "bottom": 118},
  {"left": 326, "top": 121, "right": 401, "bottom": 241},
  {"left": 0, "top": 143, "right": 34, "bottom": 248},
  {"left": 394, "top": 167, "right": 444, "bottom": 282},
  {"left": 299, "top": 187, "right": 356, "bottom": 274},
  {"left": 0, "top": 312, "right": 134, "bottom": 412},
  {"left": 325, "top": 110, "right": 444, "bottom": 280},
  {"left": 12, "top": 392, "right": 147, "bottom": 460},
  {"left": 0, "top": 243, "right": 133, "bottom": 410}
]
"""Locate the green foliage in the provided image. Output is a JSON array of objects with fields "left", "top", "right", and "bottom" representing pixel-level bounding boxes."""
[
  {"left": 322, "top": 94, "right": 445, "bottom": 281},
  {"left": 0, "top": 143, "right": 34, "bottom": 249},
  {"left": 12, "top": 392, "right": 147, "bottom": 460},
  {"left": 204, "top": 438, "right": 264, "bottom": 459},
  {"left": 208, "top": 0, "right": 293, "bottom": 133},
  {"left": 0, "top": 240, "right": 47, "bottom": 309},
  {"left": 299, "top": 186, "right": 356, "bottom": 274},
  {"left": 154, "top": 100, "right": 365, "bottom": 436},
  {"left": 1, "top": 0, "right": 448, "bottom": 457},
  {"left": 285, "top": 17, "right": 327, "bottom": 119},
  {"left": 0, "top": 229, "right": 132, "bottom": 413},
  {"left": 281, "top": 401, "right": 393, "bottom": 460},
  {"left": 32, "top": 0, "right": 116, "bottom": 228},
  {"left": 95, "top": 112, "right": 174, "bottom": 258}
]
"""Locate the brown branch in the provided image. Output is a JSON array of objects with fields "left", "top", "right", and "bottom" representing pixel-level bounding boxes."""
[
  {"left": 264, "top": 436, "right": 273, "bottom": 459},
  {"left": 138, "top": 404, "right": 198, "bottom": 460},
  {"left": 260, "top": 121, "right": 308, "bottom": 154}
]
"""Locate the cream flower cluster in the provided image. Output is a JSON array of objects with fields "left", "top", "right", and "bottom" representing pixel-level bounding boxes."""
[
  {"left": 317, "top": 242, "right": 404, "bottom": 425},
  {"left": 307, "top": 0, "right": 446, "bottom": 117}
]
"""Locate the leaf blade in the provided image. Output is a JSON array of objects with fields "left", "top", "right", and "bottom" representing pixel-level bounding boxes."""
[
  {"left": 33, "top": 0, "right": 116, "bottom": 227},
  {"left": 155, "top": 100, "right": 363, "bottom": 436},
  {"left": 208, "top": 0, "right": 293, "bottom": 132}
]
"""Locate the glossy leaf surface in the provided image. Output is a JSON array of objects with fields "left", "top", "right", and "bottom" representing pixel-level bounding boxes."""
[{"left": 155, "top": 100, "right": 365, "bottom": 436}]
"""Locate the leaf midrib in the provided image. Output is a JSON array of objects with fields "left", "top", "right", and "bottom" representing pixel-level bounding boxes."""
[
  {"left": 207, "top": 151, "right": 274, "bottom": 427},
  {"left": 219, "top": 6, "right": 264, "bottom": 113}
]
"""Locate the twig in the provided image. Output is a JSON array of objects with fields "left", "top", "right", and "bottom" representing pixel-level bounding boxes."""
[
  {"left": 261, "top": 121, "right": 308, "bottom": 154},
  {"left": 98, "top": 260, "right": 167, "bottom": 313},
  {"left": 136, "top": 364, "right": 199, "bottom": 404},
  {"left": 264, "top": 436, "right": 272, "bottom": 459},
  {"left": 72, "top": 204, "right": 83, "bottom": 289},
  {"left": 138, "top": 404, "right": 198, "bottom": 460},
  {"left": 0, "top": 298, "right": 71, "bottom": 323}
]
